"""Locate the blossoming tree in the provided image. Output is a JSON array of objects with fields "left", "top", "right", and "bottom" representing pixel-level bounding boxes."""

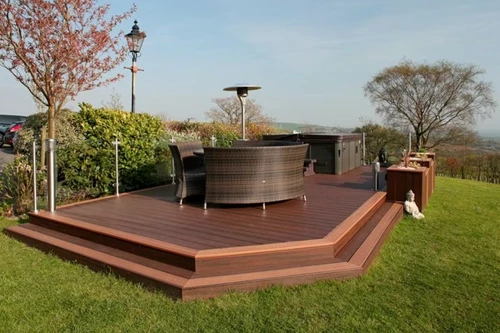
[{"left": 0, "top": 0, "right": 136, "bottom": 138}]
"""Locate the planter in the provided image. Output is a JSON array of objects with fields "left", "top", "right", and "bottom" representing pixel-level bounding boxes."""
[{"left": 386, "top": 165, "right": 430, "bottom": 212}]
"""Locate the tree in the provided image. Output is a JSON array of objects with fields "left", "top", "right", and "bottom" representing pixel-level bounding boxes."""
[
  {"left": 101, "top": 88, "right": 124, "bottom": 111},
  {"left": 206, "top": 96, "right": 274, "bottom": 126},
  {"left": 0, "top": 0, "right": 135, "bottom": 139},
  {"left": 353, "top": 120, "right": 405, "bottom": 164},
  {"left": 364, "top": 60, "right": 496, "bottom": 150}
]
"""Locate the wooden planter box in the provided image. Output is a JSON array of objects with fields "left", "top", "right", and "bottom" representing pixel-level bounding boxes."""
[
  {"left": 408, "top": 157, "right": 435, "bottom": 195},
  {"left": 386, "top": 165, "right": 430, "bottom": 212},
  {"left": 410, "top": 152, "right": 436, "bottom": 160}
]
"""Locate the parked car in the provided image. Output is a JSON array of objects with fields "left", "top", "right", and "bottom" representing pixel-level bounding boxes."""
[
  {"left": 0, "top": 121, "right": 24, "bottom": 148},
  {"left": 0, "top": 114, "right": 27, "bottom": 145}
]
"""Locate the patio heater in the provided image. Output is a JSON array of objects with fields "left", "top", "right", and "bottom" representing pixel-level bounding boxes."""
[{"left": 223, "top": 83, "right": 261, "bottom": 140}]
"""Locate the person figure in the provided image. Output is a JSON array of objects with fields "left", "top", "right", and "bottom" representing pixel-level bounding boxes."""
[{"left": 404, "top": 190, "right": 425, "bottom": 219}]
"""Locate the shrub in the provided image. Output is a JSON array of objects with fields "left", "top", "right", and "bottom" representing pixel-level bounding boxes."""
[
  {"left": 56, "top": 103, "right": 164, "bottom": 194},
  {"left": 15, "top": 109, "right": 83, "bottom": 157},
  {"left": 164, "top": 120, "right": 278, "bottom": 147},
  {"left": 0, "top": 155, "right": 46, "bottom": 215}
]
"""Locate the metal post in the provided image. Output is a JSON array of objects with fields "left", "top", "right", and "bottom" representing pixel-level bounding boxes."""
[
  {"left": 32, "top": 141, "right": 38, "bottom": 213},
  {"left": 46, "top": 138, "right": 56, "bottom": 212},
  {"left": 169, "top": 137, "right": 176, "bottom": 185},
  {"left": 131, "top": 56, "right": 137, "bottom": 113},
  {"left": 112, "top": 138, "right": 121, "bottom": 196},
  {"left": 238, "top": 96, "right": 247, "bottom": 140},
  {"left": 210, "top": 135, "right": 217, "bottom": 147},
  {"left": 362, "top": 132, "right": 366, "bottom": 165},
  {"left": 40, "top": 127, "right": 46, "bottom": 168}
]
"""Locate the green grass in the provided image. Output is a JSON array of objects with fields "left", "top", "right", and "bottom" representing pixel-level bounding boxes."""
[{"left": 1, "top": 177, "right": 499, "bottom": 332}]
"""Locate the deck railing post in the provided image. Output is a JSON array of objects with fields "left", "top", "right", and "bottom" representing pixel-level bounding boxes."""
[
  {"left": 46, "top": 138, "right": 57, "bottom": 212},
  {"left": 169, "top": 137, "right": 176, "bottom": 184},
  {"left": 112, "top": 137, "right": 121, "bottom": 196},
  {"left": 32, "top": 141, "right": 38, "bottom": 213}
]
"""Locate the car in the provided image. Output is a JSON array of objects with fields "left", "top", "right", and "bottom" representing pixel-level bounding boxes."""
[
  {"left": 0, "top": 121, "right": 24, "bottom": 148},
  {"left": 0, "top": 114, "right": 27, "bottom": 145}
]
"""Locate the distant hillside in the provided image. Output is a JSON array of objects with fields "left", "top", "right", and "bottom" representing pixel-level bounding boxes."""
[
  {"left": 274, "top": 122, "right": 354, "bottom": 133},
  {"left": 478, "top": 129, "right": 499, "bottom": 138}
]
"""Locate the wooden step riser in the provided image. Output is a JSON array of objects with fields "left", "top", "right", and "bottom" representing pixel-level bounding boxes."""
[
  {"left": 195, "top": 244, "right": 337, "bottom": 276},
  {"left": 4, "top": 227, "right": 184, "bottom": 299},
  {"left": 359, "top": 206, "right": 403, "bottom": 272},
  {"left": 329, "top": 192, "right": 387, "bottom": 255},
  {"left": 349, "top": 204, "right": 403, "bottom": 269},
  {"left": 29, "top": 215, "right": 196, "bottom": 272},
  {"left": 183, "top": 263, "right": 362, "bottom": 301}
]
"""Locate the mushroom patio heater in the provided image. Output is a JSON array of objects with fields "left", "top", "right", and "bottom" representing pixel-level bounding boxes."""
[
  {"left": 125, "top": 20, "right": 146, "bottom": 113},
  {"left": 223, "top": 83, "right": 261, "bottom": 140}
]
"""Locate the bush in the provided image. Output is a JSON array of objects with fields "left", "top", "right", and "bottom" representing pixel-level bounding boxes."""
[
  {"left": 15, "top": 109, "right": 83, "bottom": 157},
  {"left": 0, "top": 155, "right": 46, "bottom": 215},
  {"left": 58, "top": 103, "right": 164, "bottom": 194},
  {"left": 164, "top": 120, "right": 278, "bottom": 147}
]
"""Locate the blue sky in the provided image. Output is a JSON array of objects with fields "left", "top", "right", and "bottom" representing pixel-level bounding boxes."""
[{"left": 1, "top": 0, "right": 499, "bottom": 132}]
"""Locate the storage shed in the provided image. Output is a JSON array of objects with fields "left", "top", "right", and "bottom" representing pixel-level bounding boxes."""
[{"left": 263, "top": 133, "right": 363, "bottom": 175}]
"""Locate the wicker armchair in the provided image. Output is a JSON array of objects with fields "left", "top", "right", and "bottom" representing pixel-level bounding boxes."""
[
  {"left": 203, "top": 144, "right": 309, "bottom": 209},
  {"left": 168, "top": 141, "right": 205, "bottom": 205}
]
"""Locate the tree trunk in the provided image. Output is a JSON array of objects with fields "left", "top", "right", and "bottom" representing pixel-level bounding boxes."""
[
  {"left": 414, "top": 133, "right": 422, "bottom": 151},
  {"left": 48, "top": 104, "right": 56, "bottom": 139}
]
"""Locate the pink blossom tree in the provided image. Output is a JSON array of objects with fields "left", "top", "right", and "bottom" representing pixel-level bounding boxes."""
[{"left": 0, "top": 0, "right": 136, "bottom": 138}]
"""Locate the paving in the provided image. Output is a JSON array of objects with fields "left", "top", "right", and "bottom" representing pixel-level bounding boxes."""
[{"left": 0, "top": 147, "right": 15, "bottom": 171}]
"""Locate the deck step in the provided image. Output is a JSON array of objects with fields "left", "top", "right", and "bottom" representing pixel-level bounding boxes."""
[
  {"left": 326, "top": 191, "right": 387, "bottom": 254},
  {"left": 17, "top": 223, "right": 195, "bottom": 278},
  {"left": 4, "top": 224, "right": 187, "bottom": 299},
  {"left": 336, "top": 202, "right": 403, "bottom": 268},
  {"left": 28, "top": 212, "right": 198, "bottom": 272},
  {"left": 3, "top": 201, "right": 404, "bottom": 301}
]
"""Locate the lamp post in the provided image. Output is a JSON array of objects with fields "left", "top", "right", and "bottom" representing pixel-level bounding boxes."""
[
  {"left": 223, "top": 83, "right": 261, "bottom": 140},
  {"left": 124, "top": 20, "right": 146, "bottom": 113}
]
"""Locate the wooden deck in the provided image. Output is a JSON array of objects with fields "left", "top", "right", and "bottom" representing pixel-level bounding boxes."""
[{"left": 4, "top": 166, "right": 402, "bottom": 300}]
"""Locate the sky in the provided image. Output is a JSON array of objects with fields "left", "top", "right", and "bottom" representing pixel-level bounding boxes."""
[{"left": 1, "top": 0, "right": 499, "bottom": 133}]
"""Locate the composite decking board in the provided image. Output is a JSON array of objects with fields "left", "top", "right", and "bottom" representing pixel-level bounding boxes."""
[
  {"left": 335, "top": 202, "right": 394, "bottom": 261},
  {"left": 57, "top": 205, "right": 328, "bottom": 246},
  {"left": 51, "top": 171, "right": 379, "bottom": 250},
  {"left": 21, "top": 224, "right": 196, "bottom": 278},
  {"left": 45, "top": 167, "right": 377, "bottom": 249},
  {"left": 55, "top": 211, "right": 266, "bottom": 249},
  {"left": 29, "top": 212, "right": 199, "bottom": 257}
]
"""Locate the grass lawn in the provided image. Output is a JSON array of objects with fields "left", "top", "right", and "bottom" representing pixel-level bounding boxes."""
[{"left": 1, "top": 177, "right": 499, "bottom": 332}]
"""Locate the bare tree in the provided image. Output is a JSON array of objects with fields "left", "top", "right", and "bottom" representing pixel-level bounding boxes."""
[
  {"left": 364, "top": 60, "right": 496, "bottom": 150},
  {"left": 206, "top": 96, "right": 274, "bottom": 125},
  {"left": 353, "top": 120, "right": 405, "bottom": 163},
  {"left": 102, "top": 88, "right": 124, "bottom": 111},
  {"left": 0, "top": 0, "right": 135, "bottom": 139}
]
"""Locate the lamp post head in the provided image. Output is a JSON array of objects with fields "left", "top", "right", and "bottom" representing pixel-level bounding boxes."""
[
  {"left": 125, "top": 20, "right": 146, "bottom": 54},
  {"left": 223, "top": 83, "right": 261, "bottom": 97}
]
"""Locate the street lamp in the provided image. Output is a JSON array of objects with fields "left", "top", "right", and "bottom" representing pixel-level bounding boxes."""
[
  {"left": 124, "top": 20, "right": 146, "bottom": 113},
  {"left": 223, "top": 83, "right": 261, "bottom": 140}
]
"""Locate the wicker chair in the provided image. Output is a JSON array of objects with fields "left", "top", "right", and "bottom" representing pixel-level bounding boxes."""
[
  {"left": 203, "top": 144, "right": 309, "bottom": 209},
  {"left": 168, "top": 141, "right": 205, "bottom": 205}
]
